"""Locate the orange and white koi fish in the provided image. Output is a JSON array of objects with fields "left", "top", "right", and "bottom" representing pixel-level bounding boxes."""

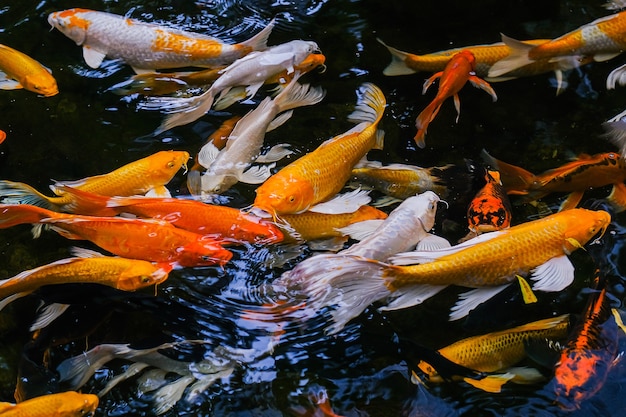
[
  {"left": 0, "top": 204, "right": 232, "bottom": 267},
  {"left": 489, "top": 11, "right": 626, "bottom": 78},
  {"left": 253, "top": 83, "right": 385, "bottom": 217},
  {"left": 0, "top": 252, "right": 170, "bottom": 311},
  {"left": 463, "top": 169, "right": 512, "bottom": 241},
  {"left": 483, "top": 150, "right": 626, "bottom": 211},
  {"left": 290, "top": 208, "right": 609, "bottom": 331},
  {"left": 54, "top": 185, "right": 284, "bottom": 244},
  {"left": 416, "top": 314, "right": 570, "bottom": 393},
  {"left": 414, "top": 50, "right": 497, "bottom": 148},
  {"left": 0, "top": 43, "right": 58, "bottom": 97},
  {"left": 0, "top": 150, "right": 189, "bottom": 212},
  {"left": 198, "top": 76, "right": 325, "bottom": 196},
  {"left": 48, "top": 9, "right": 275, "bottom": 72},
  {"left": 143, "top": 40, "right": 321, "bottom": 133},
  {"left": 0, "top": 391, "right": 99, "bottom": 417}
]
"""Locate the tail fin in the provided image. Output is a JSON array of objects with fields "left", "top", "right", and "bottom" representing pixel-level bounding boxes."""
[
  {"left": 273, "top": 73, "right": 326, "bottom": 114},
  {"left": 414, "top": 99, "right": 443, "bottom": 148},
  {"left": 480, "top": 149, "right": 536, "bottom": 195},
  {"left": 377, "top": 38, "right": 418, "bottom": 76},
  {"left": 603, "top": 110, "right": 626, "bottom": 158},
  {"left": 348, "top": 83, "right": 386, "bottom": 150},
  {"left": 487, "top": 34, "right": 535, "bottom": 78},
  {"left": 0, "top": 180, "right": 58, "bottom": 210},
  {"left": 240, "top": 18, "right": 276, "bottom": 52},
  {"left": 0, "top": 204, "right": 53, "bottom": 229},
  {"left": 151, "top": 89, "right": 216, "bottom": 134},
  {"left": 52, "top": 185, "right": 115, "bottom": 215}
]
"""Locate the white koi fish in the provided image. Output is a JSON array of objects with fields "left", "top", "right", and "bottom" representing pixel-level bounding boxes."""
[{"left": 48, "top": 8, "right": 275, "bottom": 72}]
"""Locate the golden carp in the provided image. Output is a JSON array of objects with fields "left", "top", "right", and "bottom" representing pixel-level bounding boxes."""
[
  {"left": 0, "top": 391, "right": 98, "bottom": 417},
  {"left": 0, "top": 43, "right": 58, "bottom": 97}
]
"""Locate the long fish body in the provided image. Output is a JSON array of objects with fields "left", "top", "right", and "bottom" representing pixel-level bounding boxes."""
[
  {"left": 48, "top": 9, "right": 275, "bottom": 71},
  {"left": 253, "top": 82, "right": 386, "bottom": 217},
  {"left": 0, "top": 204, "right": 232, "bottom": 267},
  {"left": 199, "top": 75, "right": 326, "bottom": 195},
  {"left": 0, "top": 150, "right": 189, "bottom": 212},
  {"left": 417, "top": 314, "right": 570, "bottom": 392},
  {"left": 0, "top": 391, "right": 99, "bottom": 417},
  {"left": 294, "top": 208, "right": 610, "bottom": 331},
  {"left": 489, "top": 11, "right": 626, "bottom": 77},
  {"left": 0, "top": 43, "right": 58, "bottom": 97}
]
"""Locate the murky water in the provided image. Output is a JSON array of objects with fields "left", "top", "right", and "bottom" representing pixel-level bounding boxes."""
[{"left": 1, "top": 0, "right": 626, "bottom": 416}]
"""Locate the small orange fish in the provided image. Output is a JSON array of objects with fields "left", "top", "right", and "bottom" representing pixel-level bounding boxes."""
[
  {"left": 0, "top": 204, "right": 232, "bottom": 267},
  {"left": 0, "top": 150, "right": 190, "bottom": 212},
  {"left": 0, "top": 391, "right": 98, "bottom": 416},
  {"left": 0, "top": 43, "right": 58, "bottom": 97},
  {"left": 0, "top": 129, "right": 5, "bottom": 144},
  {"left": 465, "top": 169, "right": 512, "bottom": 237},
  {"left": 414, "top": 50, "right": 497, "bottom": 148}
]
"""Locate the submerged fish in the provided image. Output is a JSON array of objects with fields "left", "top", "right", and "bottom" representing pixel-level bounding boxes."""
[
  {"left": 0, "top": 150, "right": 190, "bottom": 212},
  {"left": 416, "top": 314, "right": 570, "bottom": 392},
  {"left": 48, "top": 8, "right": 275, "bottom": 72},
  {"left": 463, "top": 169, "right": 512, "bottom": 240},
  {"left": 0, "top": 43, "right": 58, "bottom": 97},
  {"left": 0, "top": 391, "right": 98, "bottom": 417},
  {"left": 253, "top": 82, "right": 385, "bottom": 217}
]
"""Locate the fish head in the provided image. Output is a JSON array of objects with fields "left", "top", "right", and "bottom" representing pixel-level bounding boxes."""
[
  {"left": 416, "top": 360, "right": 442, "bottom": 382},
  {"left": 147, "top": 150, "right": 191, "bottom": 184},
  {"left": 254, "top": 176, "right": 315, "bottom": 217},
  {"left": 179, "top": 237, "right": 232, "bottom": 267},
  {"left": 296, "top": 53, "right": 326, "bottom": 74},
  {"left": 57, "top": 392, "right": 99, "bottom": 416},
  {"left": 200, "top": 173, "right": 236, "bottom": 195},
  {"left": 117, "top": 260, "right": 171, "bottom": 291},
  {"left": 48, "top": 9, "right": 92, "bottom": 46},
  {"left": 22, "top": 73, "right": 59, "bottom": 97},
  {"left": 563, "top": 209, "right": 611, "bottom": 253},
  {"left": 408, "top": 190, "right": 441, "bottom": 233},
  {"left": 553, "top": 351, "right": 607, "bottom": 410}
]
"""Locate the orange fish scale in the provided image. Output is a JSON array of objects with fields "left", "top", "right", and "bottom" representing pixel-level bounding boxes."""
[{"left": 152, "top": 30, "right": 229, "bottom": 57}]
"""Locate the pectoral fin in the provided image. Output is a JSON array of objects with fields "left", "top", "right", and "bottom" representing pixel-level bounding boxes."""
[
  {"left": 29, "top": 303, "right": 71, "bottom": 331},
  {"left": 607, "top": 63, "right": 626, "bottom": 90},
  {"left": 238, "top": 164, "right": 275, "bottom": 184},
  {"left": 529, "top": 255, "right": 575, "bottom": 292},
  {"left": 0, "top": 72, "right": 23, "bottom": 90},
  {"left": 449, "top": 285, "right": 510, "bottom": 321},
  {"left": 464, "top": 373, "right": 515, "bottom": 393},
  {"left": 196, "top": 141, "right": 221, "bottom": 169},
  {"left": 336, "top": 219, "right": 384, "bottom": 241},
  {"left": 558, "top": 190, "right": 584, "bottom": 211},
  {"left": 308, "top": 189, "right": 371, "bottom": 214},
  {"left": 380, "top": 284, "right": 447, "bottom": 310},
  {"left": 256, "top": 144, "right": 293, "bottom": 163},
  {"left": 82, "top": 46, "right": 107, "bottom": 69},
  {"left": 145, "top": 185, "right": 171, "bottom": 197},
  {"left": 468, "top": 75, "right": 498, "bottom": 102},
  {"left": 415, "top": 234, "right": 451, "bottom": 251},
  {"left": 516, "top": 275, "right": 538, "bottom": 304}
]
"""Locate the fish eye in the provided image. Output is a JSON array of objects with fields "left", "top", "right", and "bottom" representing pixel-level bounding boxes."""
[
  {"left": 167, "top": 161, "right": 175, "bottom": 168},
  {"left": 201, "top": 255, "right": 212, "bottom": 261},
  {"left": 288, "top": 196, "right": 295, "bottom": 203},
  {"left": 141, "top": 276, "right": 151, "bottom": 283}
]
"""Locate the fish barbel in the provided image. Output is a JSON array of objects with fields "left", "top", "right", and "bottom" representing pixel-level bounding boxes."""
[
  {"left": 0, "top": 43, "right": 58, "bottom": 97},
  {"left": 0, "top": 391, "right": 98, "bottom": 417},
  {"left": 48, "top": 8, "right": 275, "bottom": 71}
]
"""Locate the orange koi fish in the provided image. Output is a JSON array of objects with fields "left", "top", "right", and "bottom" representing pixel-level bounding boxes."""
[
  {"left": 414, "top": 50, "right": 497, "bottom": 148},
  {"left": 0, "top": 130, "right": 5, "bottom": 144},
  {"left": 48, "top": 9, "right": 275, "bottom": 72},
  {"left": 416, "top": 314, "right": 570, "bottom": 393},
  {"left": 483, "top": 150, "right": 626, "bottom": 211},
  {"left": 0, "top": 253, "right": 170, "bottom": 311},
  {"left": 489, "top": 11, "right": 626, "bottom": 78},
  {"left": 0, "top": 204, "right": 232, "bottom": 267},
  {"left": 54, "top": 185, "right": 284, "bottom": 244},
  {"left": 291, "top": 208, "right": 609, "bottom": 331},
  {"left": 0, "top": 43, "right": 58, "bottom": 97},
  {"left": 464, "top": 169, "right": 512, "bottom": 240},
  {"left": 0, "top": 150, "right": 189, "bottom": 212},
  {"left": 253, "top": 83, "right": 385, "bottom": 217},
  {"left": 551, "top": 277, "right": 626, "bottom": 410},
  {"left": 0, "top": 391, "right": 98, "bottom": 417}
]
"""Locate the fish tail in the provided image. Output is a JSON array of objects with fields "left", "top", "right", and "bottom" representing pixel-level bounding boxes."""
[
  {"left": 487, "top": 34, "right": 535, "bottom": 78},
  {"left": 602, "top": 111, "right": 626, "bottom": 159},
  {"left": 273, "top": 72, "right": 326, "bottom": 114},
  {"left": 53, "top": 185, "right": 114, "bottom": 215},
  {"left": 0, "top": 203, "right": 54, "bottom": 229},
  {"left": 155, "top": 90, "right": 216, "bottom": 133},
  {"left": 480, "top": 149, "right": 536, "bottom": 195},
  {"left": 0, "top": 180, "right": 59, "bottom": 210},
  {"left": 347, "top": 83, "right": 387, "bottom": 128},
  {"left": 377, "top": 38, "right": 418, "bottom": 76},
  {"left": 414, "top": 99, "right": 443, "bottom": 148},
  {"left": 240, "top": 18, "right": 276, "bottom": 51}
]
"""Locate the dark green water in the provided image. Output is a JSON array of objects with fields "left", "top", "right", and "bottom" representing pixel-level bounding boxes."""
[{"left": 1, "top": 0, "right": 626, "bottom": 416}]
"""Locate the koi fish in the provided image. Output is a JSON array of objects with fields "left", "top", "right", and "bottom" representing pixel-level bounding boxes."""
[
  {"left": 463, "top": 169, "right": 512, "bottom": 240},
  {"left": 0, "top": 43, "right": 58, "bottom": 97},
  {"left": 483, "top": 150, "right": 626, "bottom": 211},
  {"left": 416, "top": 314, "right": 570, "bottom": 393},
  {"left": 0, "top": 130, "right": 5, "bottom": 145},
  {"left": 291, "top": 208, "right": 609, "bottom": 331},
  {"left": 142, "top": 40, "right": 321, "bottom": 133},
  {"left": 0, "top": 252, "right": 170, "bottom": 311},
  {"left": 197, "top": 75, "right": 325, "bottom": 196},
  {"left": 0, "top": 391, "right": 99, "bottom": 417},
  {"left": 0, "top": 204, "right": 232, "bottom": 267},
  {"left": 48, "top": 9, "right": 275, "bottom": 72},
  {"left": 0, "top": 150, "right": 190, "bottom": 212},
  {"left": 253, "top": 82, "right": 385, "bottom": 217},
  {"left": 414, "top": 50, "right": 497, "bottom": 148},
  {"left": 54, "top": 185, "right": 284, "bottom": 244},
  {"left": 489, "top": 11, "right": 626, "bottom": 78}
]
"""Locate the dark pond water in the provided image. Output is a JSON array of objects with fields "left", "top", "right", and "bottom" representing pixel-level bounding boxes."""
[{"left": 1, "top": 0, "right": 626, "bottom": 416}]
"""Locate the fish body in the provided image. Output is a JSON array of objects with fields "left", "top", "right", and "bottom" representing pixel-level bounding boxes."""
[
  {"left": 0, "top": 204, "right": 231, "bottom": 267},
  {"left": 0, "top": 43, "right": 58, "bottom": 97},
  {"left": 0, "top": 391, "right": 98, "bottom": 417},
  {"left": 253, "top": 82, "right": 386, "bottom": 217},
  {"left": 48, "top": 9, "right": 274, "bottom": 71},
  {"left": 0, "top": 150, "right": 189, "bottom": 212},
  {"left": 490, "top": 11, "right": 626, "bottom": 77},
  {"left": 414, "top": 50, "right": 497, "bottom": 148},
  {"left": 466, "top": 170, "right": 512, "bottom": 235}
]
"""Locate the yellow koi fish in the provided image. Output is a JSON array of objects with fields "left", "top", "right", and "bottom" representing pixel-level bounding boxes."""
[
  {"left": 0, "top": 150, "right": 189, "bottom": 212},
  {"left": 48, "top": 8, "right": 275, "bottom": 72},
  {"left": 0, "top": 391, "right": 98, "bottom": 417},
  {"left": 0, "top": 43, "right": 58, "bottom": 97}
]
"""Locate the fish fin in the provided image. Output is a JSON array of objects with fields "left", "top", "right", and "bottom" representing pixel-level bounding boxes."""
[
  {"left": 612, "top": 308, "right": 626, "bottom": 334},
  {"left": 463, "top": 373, "right": 515, "bottom": 393},
  {"left": 449, "top": 285, "right": 510, "bottom": 321},
  {"left": 607, "top": 63, "right": 626, "bottom": 90},
  {"left": 132, "top": 67, "right": 155, "bottom": 75},
  {"left": 516, "top": 275, "right": 538, "bottom": 304},
  {"left": 266, "top": 110, "right": 293, "bottom": 132},
  {"left": 347, "top": 82, "right": 387, "bottom": 127},
  {"left": 380, "top": 284, "right": 447, "bottom": 310},
  {"left": 240, "top": 18, "right": 276, "bottom": 51},
  {"left": 529, "top": 255, "right": 575, "bottom": 292},
  {"left": 197, "top": 140, "right": 221, "bottom": 169},
  {"left": 453, "top": 94, "right": 461, "bottom": 123},
  {"left": 272, "top": 74, "right": 326, "bottom": 114},
  {"left": 152, "top": 90, "right": 216, "bottom": 133},
  {"left": 29, "top": 303, "right": 70, "bottom": 331},
  {"left": 373, "top": 128, "right": 385, "bottom": 150},
  {"left": 415, "top": 234, "right": 451, "bottom": 251},
  {"left": 99, "top": 362, "right": 150, "bottom": 397},
  {"left": 414, "top": 99, "right": 443, "bottom": 148},
  {"left": 592, "top": 52, "right": 622, "bottom": 62},
  {"left": 47, "top": 225, "right": 84, "bottom": 240},
  {"left": 256, "top": 144, "right": 293, "bottom": 163},
  {"left": 308, "top": 189, "right": 371, "bottom": 214},
  {"left": 422, "top": 72, "right": 442, "bottom": 94},
  {"left": 558, "top": 191, "right": 584, "bottom": 211},
  {"left": 69, "top": 246, "right": 106, "bottom": 258},
  {"left": 0, "top": 291, "right": 32, "bottom": 312},
  {"left": 307, "top": 236, "right": 349, "bottom": 252},
  {"left": 506, "top": 366, "right": 546, "bottom": 384},
  {"left": 336, "top": 219, "right": 385, "bottom": 241},
  {"left": 0, "top": 180, "right": 58, "bottom": 210},
  {"left": 244, "top": 82, "right": 265, "bottom": 99},
  {"left": 145, "top": 185, "right": 171, "bottom": 197},
  {"left": 553, "top": 69, "right": 566, "bottom": 95},
  {"left": 213, "top": 86, "right": 247, "bottom": 110},
  {"left": 480, "top": 149, "right": 536, "bottom": 195},
  {"left": 152, "top": 375, "right": 196, "bottom": 415},
  {"left": 82, "top": 46, "right": 107, "bottom": 69},
  {"left": 377, "top": 38, "right": 418, "bottom": 76},
  {"left": 184, "top": 368, "right": 234, "bottom": 404},
  {"left": 488, "top": 34, "right": 536, "bottom": 77},
  {"left": 0, "top": 77, "right": 23, "bottom": 90},
  {"left": 607, "top": 182, "right": 626, "bottom": 213},
  {"left": 602, "top": 113, "right": 626, "bottom": 158},
  {"left": 468, "top": 75, "right": 498, "bottom": 102},
  {"left": 137, "top": 368, "right": 170, "bottom": 394},
  {"left": 187, "top": 169, "right": 202, "bottom": 195},
  {"left": 372, "top": 195, "right": 403, "bottom": 207},
  {"left": 238, "top": 163, "right": 275, "bottom": 184}
]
